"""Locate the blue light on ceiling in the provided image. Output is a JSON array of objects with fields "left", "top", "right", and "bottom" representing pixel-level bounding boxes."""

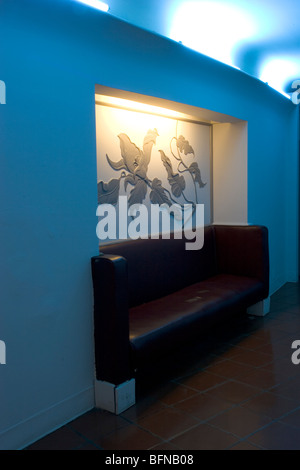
[
  {"left": 259, "top": 55, "right": 300, "bottom": 99},
  {"left": 168, "top": 1, "right": 257, "bottom": 68},
  {"left": 75, "top": 0, "right": 109, "bottom": 12},
  {"left": 168, "top": 1, "right": 300, "bottom": 101}
]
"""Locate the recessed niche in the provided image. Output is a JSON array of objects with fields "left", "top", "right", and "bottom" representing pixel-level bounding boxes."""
[{"left": 95, "top": 85, "right": 247, "bottom": 244}]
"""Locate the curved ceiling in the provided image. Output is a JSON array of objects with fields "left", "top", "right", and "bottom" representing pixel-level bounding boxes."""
[{"left": 101, "top": 0, "right": 300, "bottom": 99}]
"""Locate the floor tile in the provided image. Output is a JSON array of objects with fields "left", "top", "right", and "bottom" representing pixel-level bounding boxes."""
[
  {"left": 261, "top": 357, "right": 300, "bottom": 381},
  {"left": 229, "top": 350, "right": 273, "bottom": 368},
  {"left": 249, "top": 421, "right": 300, "bottom": 450},
  {"left": 156, "top": 383, "right": 200, "bottom": 405},
  {"left": 255, "top": 340, "right": 291, "bottom": 358},
  {"left": 174, "top": 392, "right": 234, "bottom": 421},
  {"left": 136, "top": 407, "right": 199, "bottom": 440},
  {"left": 208, "top": 405, "right": 272, "bottom": 438},
  {"left": 120, "top": 394, "right": 169, "bottom": 422},
  {"left": 272, "top": 376, "right": 300, "bottom": 402},
  {"left": 204, "top": 359, "right": 254, "bottom": 379},
  {"left": 280, "top": 408, "right": 300, "bottom": 428},
  {"left": 229, "top": 440, "right": 262, "bottom": 450},
  {"left": 242, "top": 391, "right": 299, "bottom": 419},
  {"left": 236, "top": 368, "right": 285, "bottom": 390},
  {"left": 75, "top": 442, "right": 101, "bottom": 450},
  {"left": 215, "top": 344, "right": 251, "bottom": 360},
  {"left": 176, "top": 370, "right": 227, "bottom": 392},
  {"left": 26, "top": 426, "right": 90, "bottom": 450},
  {"left": 169, "top": 423, "right": 238, "bottom": 450},
  {"left": 233, "top": 335, "right": 270, "bottom": 351},
  {"left": 208, "top": 380, "right": 261, "bottom": 404},
  {"left": 250, "top": 327, "right": 289, "bottom": 344},
  {"left": 97, "top": 424, "right": 162, "bottom": 450},
  {"left": 149, "top": 441, "right": 181, "bottom": 450},
  {"left": 69, "top": 408, "right": 129, "bottom": 441}
]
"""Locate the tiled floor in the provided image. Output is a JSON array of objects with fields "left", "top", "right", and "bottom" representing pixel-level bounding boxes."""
[{"left": 26, "top": 282, "right": 300, "bottom": 450}]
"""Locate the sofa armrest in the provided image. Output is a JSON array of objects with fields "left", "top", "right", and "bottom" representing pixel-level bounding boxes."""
[
  {"left": 91, "top": 254, "right": 131, "bottom": 385},
  {"left": 213, "top": 225, "right": 269, "bottom": 298}
]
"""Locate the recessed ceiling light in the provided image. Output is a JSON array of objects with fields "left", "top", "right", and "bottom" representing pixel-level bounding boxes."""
[{"left": 95, "top": 94, "right": 189, "bottom": 120}]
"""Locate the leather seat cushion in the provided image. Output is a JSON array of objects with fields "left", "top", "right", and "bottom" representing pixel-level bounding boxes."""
[{"left": 129, "top": 274, "right": 264, "bottom": 366}]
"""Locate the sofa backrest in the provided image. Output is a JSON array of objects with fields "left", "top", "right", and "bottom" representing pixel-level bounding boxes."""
[
  {"left": 214, "top": 224, "right": 269, "bottom": 296},
  {"left": 100, "top": 226, "right": 217, "bottom": 308}
]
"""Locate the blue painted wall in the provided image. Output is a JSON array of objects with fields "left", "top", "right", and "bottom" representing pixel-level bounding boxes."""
[{"left": 0, "top": 0, "right": 298, "bottom": 448}]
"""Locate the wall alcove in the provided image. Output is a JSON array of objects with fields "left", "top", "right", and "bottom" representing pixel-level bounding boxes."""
[{"left": 95, "top": 84, "right": 248, "bottom": 244}]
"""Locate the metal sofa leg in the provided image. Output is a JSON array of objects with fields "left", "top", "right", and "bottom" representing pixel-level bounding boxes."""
[{"left": 94, "top": 378, "right": 136, "bottom": 414}]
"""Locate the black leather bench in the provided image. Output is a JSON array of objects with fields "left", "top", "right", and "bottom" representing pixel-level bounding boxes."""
[{"left": 91, "top": 225, "right": 269, "bottom": 392}]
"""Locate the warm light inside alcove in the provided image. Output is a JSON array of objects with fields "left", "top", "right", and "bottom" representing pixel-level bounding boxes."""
[
  {"left": 95, "top": 94, "right": 190, "bottom": 121},
  {"left": 95, "top": 86, "right": 248, "bottom": 236}
]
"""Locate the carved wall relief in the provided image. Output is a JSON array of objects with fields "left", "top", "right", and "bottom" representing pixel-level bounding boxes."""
[{"left": 95, "top": 102, "right": 211, "bottom": 241}]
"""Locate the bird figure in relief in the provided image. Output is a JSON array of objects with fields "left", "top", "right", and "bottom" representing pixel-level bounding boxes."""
[{"left": 106, "top": 128, "right": 159, "bottom": 180}]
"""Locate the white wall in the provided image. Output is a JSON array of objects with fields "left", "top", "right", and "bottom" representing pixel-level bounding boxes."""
[
  {"left": 0, "top": 0, "right": 298, "bottom": 449},
  {"left": 213, "top": 122, "right": 248, "bottom": 225}
]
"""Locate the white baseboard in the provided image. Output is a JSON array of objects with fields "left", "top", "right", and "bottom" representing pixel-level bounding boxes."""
[
  {"left": 0, "top": 386, "right": 94, "bottom": 450},
  {"left": 94, "top": 379, "right": 135, "bottom": 414},
  {"left": 247, "top": 297, "right": 270, "bottom": 317}
]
